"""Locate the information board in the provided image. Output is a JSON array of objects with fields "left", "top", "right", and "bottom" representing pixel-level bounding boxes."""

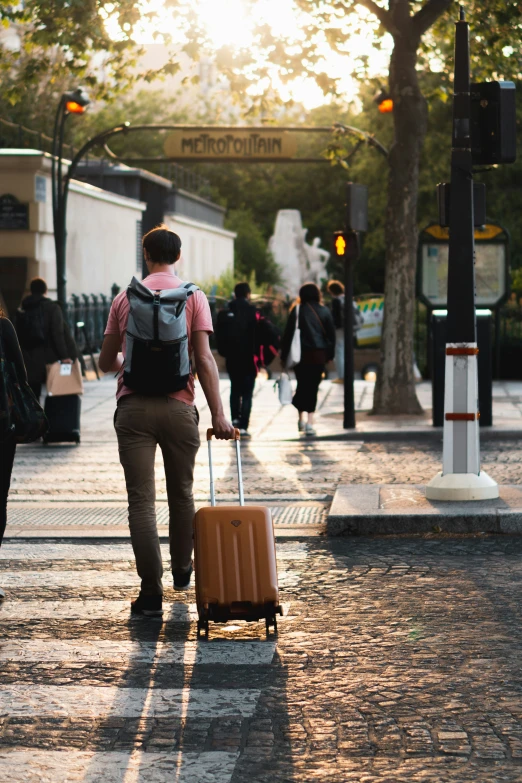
[
  {"left": 418, "top": 223, "right": 509, "bottom": 308},
  {"left": 0, "top": 194, "right": 29, "bottom": 230}
]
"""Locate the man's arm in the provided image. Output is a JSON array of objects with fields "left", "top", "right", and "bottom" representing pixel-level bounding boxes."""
[
  {"left": 99, "top": 334, "right": 124, "bottom": 374},
  {"left": 192, "top": 330, "right": 235, "bottom": 439}
]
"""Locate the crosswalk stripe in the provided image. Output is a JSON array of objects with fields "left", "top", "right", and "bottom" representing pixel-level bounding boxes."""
[
  {"left": 0, "top": 750, "right": 239, "bottom": 783},
  {"left": 0, "top": 639, "right": 277, "bottom": 665},
  {"left": 0, "top": 541, "right": 309, "bottom": 561},
  {"left": 0, "top": 537, "right": 292, "bottom": 783},
  {"left": 0, "top": 685, "right": 261, "bottom": 718},
  {"left": 0, "top": 568, "right": 300, "bottom": 589},
  {"left": 0, "top": 600, "right": 196, "bottom": 620},
  {"left": 0, "top": 600, "right": 293, "bottom": 621}
]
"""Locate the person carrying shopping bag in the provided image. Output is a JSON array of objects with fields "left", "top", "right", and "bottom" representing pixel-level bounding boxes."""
[{"left": 280, "top": 283, "right": 335, "bottom": 436}]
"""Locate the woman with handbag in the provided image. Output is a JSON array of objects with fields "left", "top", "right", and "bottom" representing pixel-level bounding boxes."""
[
  {"left": 0, "top": 311, "right": 47, "bottom": 599},
  {"left": 280, "top": 283, "right": 335, "bottom": 436}
]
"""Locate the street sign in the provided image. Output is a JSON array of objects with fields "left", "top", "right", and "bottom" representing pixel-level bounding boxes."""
[
  {"left": 164, "top": 128, "right": 298, "bottom": 161},
  {"left": 418, "top": 222, "right": 509, "bottom": 309}
]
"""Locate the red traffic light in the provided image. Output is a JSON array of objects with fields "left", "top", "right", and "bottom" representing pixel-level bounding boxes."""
[
  {"left": 374, "top": 89, "right": 393, "bottom": 113},
  {"left": 65, "top": 101, "right": 86, "bottom": 114},
  {"left": 378, "top": 98, "right": 393, "bottom": 113}
]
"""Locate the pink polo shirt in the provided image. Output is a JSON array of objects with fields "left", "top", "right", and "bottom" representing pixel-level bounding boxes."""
[{"left": 104, "top": 271, "right": 213, "bottom": 405}]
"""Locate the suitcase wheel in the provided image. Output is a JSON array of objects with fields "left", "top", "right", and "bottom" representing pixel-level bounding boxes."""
[
  {"left": 197, "top": 618, "right": 209, "bottom": 640},
  {"left": 265, "top": 614, "right": 278, "bottom": 637}
]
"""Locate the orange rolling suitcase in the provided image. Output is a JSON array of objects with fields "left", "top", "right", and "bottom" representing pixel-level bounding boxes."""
[{"left": 194, "top": 428, "right": 282, "bottom": 638}]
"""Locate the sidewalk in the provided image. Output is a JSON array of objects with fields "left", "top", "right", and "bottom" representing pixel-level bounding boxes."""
[
  {"left": 8, "top": 375, "right": 522, "bottom": 539},
  {"left": 314, "top": 379, "right": 522, "bottom": 438}
]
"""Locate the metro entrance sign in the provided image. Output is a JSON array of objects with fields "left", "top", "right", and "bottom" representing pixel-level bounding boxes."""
[{"left": 164, "top": 128, "right": 298, "bottom": 161}]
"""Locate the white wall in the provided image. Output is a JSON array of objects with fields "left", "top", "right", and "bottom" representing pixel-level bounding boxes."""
[
  {"left": 0, "top": 150, "right": 145, "bottom": 301},
  {"left": 66, "top": 181, "right": 144, "bottom": 294},
  {"left": 164, "top": 212, "right": 235, "bottom": 285}
]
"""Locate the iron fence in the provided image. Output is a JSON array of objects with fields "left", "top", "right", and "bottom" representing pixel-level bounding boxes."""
[{"left": 65, "top": 288, "right": 118, "bottom": 354}]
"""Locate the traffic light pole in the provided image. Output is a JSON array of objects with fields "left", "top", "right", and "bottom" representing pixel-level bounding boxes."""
[
  {"left": 426, "top": 8, "right": 498, "bottom": 500},
  {"left": 343, "top": 231, "right": 358, "bottom": 429}
]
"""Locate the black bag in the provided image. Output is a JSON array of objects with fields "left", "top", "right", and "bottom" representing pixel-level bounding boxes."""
[
  {"left": 216, "top": 303, "right": 256, "bottom": 359},
  {"left": 256, "top": 315, "right": 281, "bottom": 367},
  {"left": 0, "top": 320, "right": 48, "bottom": 444},
  {"left": 15, "top": 304, "right": 45, "bottom": 349},
  {"left": 43, "top": 394, "right": 81, "bottom": 444}
]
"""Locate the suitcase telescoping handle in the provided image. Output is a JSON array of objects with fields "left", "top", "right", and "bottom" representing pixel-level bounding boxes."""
[{"left": 206, "top": 428, "right": 244, "bottom": 507}]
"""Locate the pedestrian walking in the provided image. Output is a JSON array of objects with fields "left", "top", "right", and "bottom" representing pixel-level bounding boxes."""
[
  {"left": 327, "top": 279, "right": 364, "bottom": 383},
  {"left": 99, "top": 224, "right": 235, "bottom": 617},
  {"left": 0, "top": 312, "right": 28, "bottom": 599},
  {"left": 216, "top": 282, "right": 258, "bottom": 439},
  {"left": 15, "top": 278, "right": 75, "bottom": 399},
  {"left": 281, "top": 282, "right": 335, "bottom": 436}
]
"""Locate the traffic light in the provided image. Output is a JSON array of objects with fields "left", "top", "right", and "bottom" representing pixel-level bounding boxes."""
[
  {"left": 470, "top": 81, "right": 516, "bottom": 165},
  {"left": 374, "top": 89, "right": 393, "bottom": 113},
  {"left": 333, "top": 231, "right": 347, "bottom": 257},
  {"left": 64, "top": 88, "right": 90, "bottom": 115}
]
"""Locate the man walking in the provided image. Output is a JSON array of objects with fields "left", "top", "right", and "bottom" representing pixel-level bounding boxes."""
[
  {"left": 216, "top": 282, "right": 258, "bottom": 439},
  {"left": 99, "top": 225, "right": 234, "bottom": 616},
  {"left": 16, "top": 277, "right": 75, "bottom": 398}
]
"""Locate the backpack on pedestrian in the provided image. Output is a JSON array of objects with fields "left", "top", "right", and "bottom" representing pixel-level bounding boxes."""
[
  {"left": 123, "top": 276, "right": 199, "bottom": 395},
  {"left": 215, "top": 299, "right": 256, "bottom": 359},
  {"left": 15, "top": 303, "right": 46, "bottom": 349}
]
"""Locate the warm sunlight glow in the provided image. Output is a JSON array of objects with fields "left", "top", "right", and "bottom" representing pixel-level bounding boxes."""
[{"left": 105, "top": 0, "right": 393, "bottom": 110}]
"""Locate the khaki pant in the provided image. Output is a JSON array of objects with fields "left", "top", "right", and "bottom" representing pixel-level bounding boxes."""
[{"left": 114, "top": 395, "right": 200, "bottom": 595}]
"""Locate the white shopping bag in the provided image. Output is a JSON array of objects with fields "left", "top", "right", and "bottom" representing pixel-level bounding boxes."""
[
  {"left": 286, "top": 304, "right": 301, "bottom": 368},
  {"left": 278, "top": 373, "right": 293, "bottom": 405}
]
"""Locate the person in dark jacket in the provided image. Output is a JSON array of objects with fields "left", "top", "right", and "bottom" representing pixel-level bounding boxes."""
[
  {"left": 217, "top": 282, "right": 258, "bottom": 438},
  {"left": 16, "top": 278, "right": 75, "bottom": 399},
  {"left": 281, "top": 282, "right": 335, "bottom": 436},
  {"left": 0, "top": 312, "right": 28, "bottom": 598}
]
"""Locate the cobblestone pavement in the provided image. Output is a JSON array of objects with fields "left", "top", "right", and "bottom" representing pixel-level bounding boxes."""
[{"left": 2, "top": 537, "right": 522, "bottom": 781}]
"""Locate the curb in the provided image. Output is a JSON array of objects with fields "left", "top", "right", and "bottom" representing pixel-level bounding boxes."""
[
  {"left": 327, "top": 484, "right": 522, "bottom": 537},
  {"left": 314, "top": 428, "right": 522, "bottom": 443}
]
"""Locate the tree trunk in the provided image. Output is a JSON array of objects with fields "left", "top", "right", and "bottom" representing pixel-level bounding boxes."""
[{"left": 372, "top": 38, "right": 426, "bottom": 415}]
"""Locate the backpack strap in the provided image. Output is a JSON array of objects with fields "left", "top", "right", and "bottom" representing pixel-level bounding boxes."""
[
  {"left": 182, "top": 282, "right": 199, "bottom": 298},
  {"left": 152, "top": 292, "right": 161, "bottom": 342}
]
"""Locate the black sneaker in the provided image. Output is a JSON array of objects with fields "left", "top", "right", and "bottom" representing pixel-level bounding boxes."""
[
  {"left": 130, "top": 593, "right": 163, "bottom": 616},
  {"left": 173, "top": 562, "right": 193, "bottom": 590}
]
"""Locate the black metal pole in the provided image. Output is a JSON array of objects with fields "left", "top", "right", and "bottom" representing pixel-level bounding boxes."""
[
  {"left": 56, "top": 109, "right": 70, "bottom": 308},
  {"left": 446, "top": 7, "right": 476, "bottom": 344},
  {"left": 343, "top": 230, "right": 358, "bottom": 429}
]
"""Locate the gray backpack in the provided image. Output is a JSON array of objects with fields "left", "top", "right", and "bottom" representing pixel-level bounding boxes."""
[{"left": 123, "top": 277, "right": 199, "bottom": 395}]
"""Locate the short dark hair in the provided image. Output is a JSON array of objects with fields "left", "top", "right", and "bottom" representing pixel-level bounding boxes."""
[
  {"left": 327, "top": 280, "right": 344, "bottom": 296},
  {"left": 234, "top": 282, "right": 251, "bottom": 299},
  {"left": 299, "top": 282, "right": 321, "bottom": 304},
  {"left": 30, "top": 277, "right": 47, "bottom": 296},
  {"left": 142, "top": 224, "right": 182, "bottom": 264}
]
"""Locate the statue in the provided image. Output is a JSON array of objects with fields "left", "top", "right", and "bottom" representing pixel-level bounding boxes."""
[{"left": 268, "top": 210, "right": 329, "bottom": 297}]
